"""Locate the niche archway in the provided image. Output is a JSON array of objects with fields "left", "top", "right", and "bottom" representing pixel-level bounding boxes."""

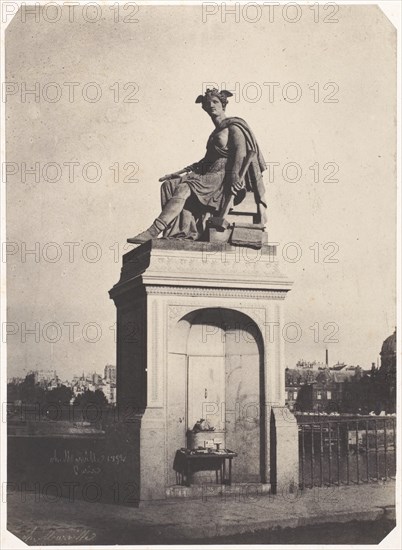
[{"left": 167, "top": 307, "right": 266, "bottom": 485}]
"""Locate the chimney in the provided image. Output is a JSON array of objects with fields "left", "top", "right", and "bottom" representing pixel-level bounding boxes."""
[{"left": 325, "top": 348, "right": 329, "bottom": 368}]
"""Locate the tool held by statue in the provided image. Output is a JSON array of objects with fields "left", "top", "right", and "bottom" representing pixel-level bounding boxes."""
[
  {"left": 211, "top": 150, "right": 256, "bottom": 231},
  {"left": 159, "top": 168, "right": 189, "bottom": 182}
]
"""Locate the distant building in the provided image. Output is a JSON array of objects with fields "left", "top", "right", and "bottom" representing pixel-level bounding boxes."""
[
  {"left": 28, "top": 369, "right": 59, "bottom": 389},
  {"left": 287, "top": 367, "right": 358, "bottom": 413},
  {"left": 7, "top": 376, "right": 24, "bottom": 385},
  {"left": 104, "top": 364, "right": 116, "bottom": 383},
  {"left": 380, "top": 329, "right": 396, "bottom": 373},
  {"left": 285, "top": 367, "right": 315, "bottom": 411},
  {"left": 329, "top": 361, "right": 347, "bottom": 371},
  {"left": 285, "top": 385, "right": 302, "bottom": 411},
  {"left": 69, "top": 367, "right": 116, "bottom": 405},
  {"left": 102, "top": 380, "right": 117, "bottom": 404},
  {"left": 295, "top": 359, "right": 326, "bottom": 371},
  {"left": 92, "top": 372, "right": 102, "bottom": 385},
  {"left": 296, "top": 379, "right": 341, "bottom": 413},
  {"left": 103, "top": 365, "right": 116, "bottom": 404},
  {"left": 379, "top": 328, "right": 396, "bottom": 411}
]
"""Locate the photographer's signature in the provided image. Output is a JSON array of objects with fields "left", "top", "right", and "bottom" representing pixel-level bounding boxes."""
[{"left": 20, "top": 526, "right": 96, "bottom": 544}]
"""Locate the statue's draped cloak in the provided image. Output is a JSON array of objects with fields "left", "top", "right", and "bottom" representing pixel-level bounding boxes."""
[{"left": 161, "top": 117, "right": 267, "bottom": 240}]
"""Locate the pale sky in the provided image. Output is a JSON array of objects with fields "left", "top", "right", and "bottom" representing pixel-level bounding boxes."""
[{"left": 5, "top": 4, "right": 396, "bottom": 380}]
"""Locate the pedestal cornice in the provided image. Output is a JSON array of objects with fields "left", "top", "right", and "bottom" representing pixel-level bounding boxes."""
[{"left": 109, "top": 239, "right": 293, "bottom": 299}]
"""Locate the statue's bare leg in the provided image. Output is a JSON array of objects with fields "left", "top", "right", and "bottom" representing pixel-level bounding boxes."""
[{"left": 127, "top": 182, "right": 191, "bottom": 244}]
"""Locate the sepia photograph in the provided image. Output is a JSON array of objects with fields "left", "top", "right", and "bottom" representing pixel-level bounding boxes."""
[{"left": 1, "top": 1, "right": 400, "bottom": 547}]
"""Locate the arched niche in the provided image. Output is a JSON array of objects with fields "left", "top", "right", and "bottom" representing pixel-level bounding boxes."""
[{"left": 167, "top": 307, "right": 266, "bottom": 485}]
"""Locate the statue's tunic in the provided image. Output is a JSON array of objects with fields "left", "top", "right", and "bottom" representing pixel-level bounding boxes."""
[{"left": 161, "top": 117, "right": 267, "bottom": 240}]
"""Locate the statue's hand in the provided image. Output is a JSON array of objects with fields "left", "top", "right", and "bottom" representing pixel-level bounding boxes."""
[
  {"left": 159, "top": 169, "right": 187, "bottom": 182},
  {"left": 231, "top": 179, "right": 245, "bottom": 194}
]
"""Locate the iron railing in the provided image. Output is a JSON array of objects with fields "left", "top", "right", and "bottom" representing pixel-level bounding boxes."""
[{"left": 297, "top": 415, "right": 396, "bottom": 488}]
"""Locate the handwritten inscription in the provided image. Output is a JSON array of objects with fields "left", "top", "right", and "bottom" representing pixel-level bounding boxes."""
[
  {"left": 21, "top": 526, "right": 96, "bottom": 545},
  {"left": 49, "top": 449, "right": 127, "bottom": 475}
]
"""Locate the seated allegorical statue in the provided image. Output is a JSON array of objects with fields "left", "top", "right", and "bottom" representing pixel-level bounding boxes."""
[{"left": 128, "top": 88, "right": 267, "bottom": 244}]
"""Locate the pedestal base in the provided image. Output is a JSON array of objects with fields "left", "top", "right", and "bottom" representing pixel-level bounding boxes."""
[{"left": 109, "top": 239, "right": 298, "bottom": 502}]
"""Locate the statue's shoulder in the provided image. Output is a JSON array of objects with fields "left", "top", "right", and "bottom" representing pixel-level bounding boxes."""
[
  {"left": 222, "top": 116, "right": 248, "bottom": 126},
  {"left": 220, "top": 117, "right": 252, "bottom": 133}
]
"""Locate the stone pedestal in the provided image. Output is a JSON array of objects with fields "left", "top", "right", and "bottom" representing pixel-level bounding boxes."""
[{"left": 109, "top": 239, "right": 298, "bottom": 501}]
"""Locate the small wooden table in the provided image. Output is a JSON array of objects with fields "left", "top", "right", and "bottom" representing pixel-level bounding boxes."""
[{"left": 174, "top": 449, "right": 237, "bottom": 487}]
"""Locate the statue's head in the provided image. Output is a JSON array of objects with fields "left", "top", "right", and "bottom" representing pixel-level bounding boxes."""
[{"left": 195, "top": 88, "right": 233, "bottom": 113}]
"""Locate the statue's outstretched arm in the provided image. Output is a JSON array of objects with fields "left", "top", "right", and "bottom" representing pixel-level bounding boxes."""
[
  {"left": 184, "top": 157, "right": 205, "bottom": 172},
  {"left": 159, "top": 157, "right": 205, "bottom": 182}
]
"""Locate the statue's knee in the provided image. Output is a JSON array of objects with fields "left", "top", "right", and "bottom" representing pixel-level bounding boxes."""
[
  {"left": 160, "top": 180, "right": 171, "bottom": 194},
  {"left": 174, "top": 182, "right": 191, "bottom": 199}
]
